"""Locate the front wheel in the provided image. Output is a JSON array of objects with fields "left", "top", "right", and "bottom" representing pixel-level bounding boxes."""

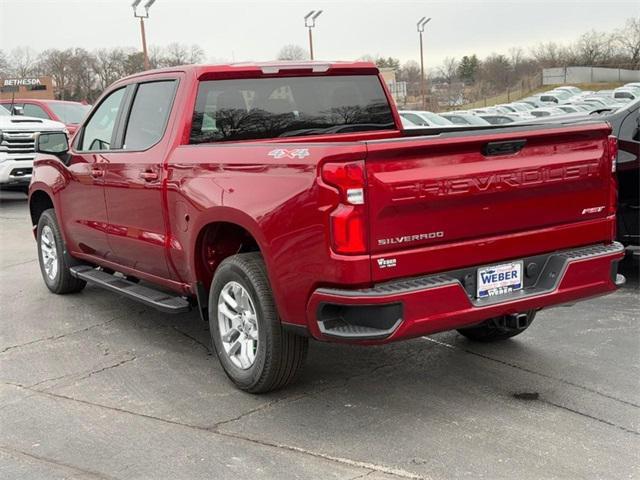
[
  {"left": 457, "top": 311, "right": 536, "bottom": 342},
  {"left": 208, "top": 252, "right": 308, "bottom": 393},
  {"left": 37, "top": 209, "right": 86, "bottom": 294}
]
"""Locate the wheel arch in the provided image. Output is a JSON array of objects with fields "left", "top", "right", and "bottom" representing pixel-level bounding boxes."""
[
  {"left": 29, "top": 188, "right": 55, "bottom": 230},
  {"left": 191, "top": 207, "right": 270, "bottom": 292}
]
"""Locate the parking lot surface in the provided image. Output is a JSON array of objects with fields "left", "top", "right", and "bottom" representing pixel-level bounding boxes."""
[{"left": 1, "top": 191, "right": 638, "bottom": 480}]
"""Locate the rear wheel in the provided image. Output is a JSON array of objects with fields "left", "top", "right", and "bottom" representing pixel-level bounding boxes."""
[
  {"left": 457, "top": 311, "right": 536, "bottom": 342},
  {"left": 208, "top": 252, "right": 308, "bottom": 393},
  {"left": 37, "top": 209, "right": 86, "bottom": 294}
]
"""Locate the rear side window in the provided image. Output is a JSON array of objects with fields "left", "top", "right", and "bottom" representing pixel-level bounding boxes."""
[
  {"left": 190, "top": 75, "right": 395, "bottom": 143},
  {"left": 124, "top": 80, "right": 176, "bottom": 150}
]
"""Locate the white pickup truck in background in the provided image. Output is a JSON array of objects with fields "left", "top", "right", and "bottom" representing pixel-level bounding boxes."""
[{"left": 0, "top": 104, "right": 67, "bottom": 192}]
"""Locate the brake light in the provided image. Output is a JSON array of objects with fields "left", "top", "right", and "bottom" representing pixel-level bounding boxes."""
[
  {"left": 321, "top": 161, "right": 367, "bottom": 254},
  {"left": 608, "top": 135, "right": 618, "bottom": 173}
]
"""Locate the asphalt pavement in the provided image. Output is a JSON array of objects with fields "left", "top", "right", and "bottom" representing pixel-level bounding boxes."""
[{"left": 1, "top": 191, "right": 638, "bottom": 480}]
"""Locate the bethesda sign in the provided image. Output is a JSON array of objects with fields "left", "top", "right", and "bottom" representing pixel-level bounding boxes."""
[{"left": 3, "top": 78, "right": 42, "bottom": 87}]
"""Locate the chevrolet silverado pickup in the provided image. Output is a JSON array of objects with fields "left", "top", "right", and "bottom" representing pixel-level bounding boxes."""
[
  {"left": 29, "top": 62, "right": 625, "bottom": 393},
  {"left": 0, "top": 105, "right": 67, "bottom": 192}
]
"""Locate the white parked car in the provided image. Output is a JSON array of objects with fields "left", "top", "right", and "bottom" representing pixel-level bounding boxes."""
[
  {"left": 0, "top": 105, "right": 67, "bottom": 192},
  {"left": 555, "top": 105, "right": 590, "bottom": 114},
  {"left": 613, "top": 88, "right": 638, "bottom": 102},
  {"left": 554, "top": 86, "right": 582, "bottom": 97},
  {"left": 398, "top": 110, "right": 454, "bottom": 127},
  {"left": 400, "top": 115, "right": 422, "bottom": 129},
  {"left": 440, "top": 113, "right": 491, "bottom": 126},
  {"left": 529, "top": 107, "right": 568, "bottom": 118},
  {"left": 494, "top": 104, "right": 534, "bottom": 119},
  {"left": 538, "top": 91, "right": 573, "bottom": 105},
  {"left": 477, "top": 114, "right": 519, "bottom": 125}
]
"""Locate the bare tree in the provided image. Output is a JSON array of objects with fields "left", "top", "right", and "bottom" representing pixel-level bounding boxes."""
[
  {"left": 188, "top": 44, "right": 205, "bottom": 64},
  {"left": 398, "top": 60, "right": 421, "bottom": 97},
  {"left": 530, "top": 42, "right": 562, "bottom": 67},
  {"left": 37, "top": 49, "right": 74, "bottom": 99},
  {"left": 92, "top": 48, "right": 126, "bottom": 92},
  {"left": 9, "top": 47, "right": 38, "bottom": 77},
  {"left": 0, "top": 50, "right": 10, "bottom": 77},
  {"left": 163, "top": 43, "right": 190, "bottom": 66},
  {"left": 616, "top": 17, "right": 640, "bottom": 66},
  {"left": 479, "top": 53, "right": 512, "bottom": 91},
  {"left": 276, "top": 44, "right": 308, "bottom": 61},
  {"left": 68, "top": 48, "right": 97, "bottom": 102},
  {"left": 123, "top": 50, "right": 145, "bottom": 75},
  {"left": 438, "top": 57, "right": 459, "bottom": 84},
  {"left": 576, "top": 30, "right": 614, "bottom": 65}
]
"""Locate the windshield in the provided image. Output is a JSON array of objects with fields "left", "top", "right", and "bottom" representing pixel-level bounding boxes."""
[
  {"left": 0, "top": 105, "right": 9, "bottom": 116},
  {"left": 49, "top": 103, "right": 91, "bottom": 124},
  {"left": 190, "top": 75, "right": 395, "bottom": 143}
]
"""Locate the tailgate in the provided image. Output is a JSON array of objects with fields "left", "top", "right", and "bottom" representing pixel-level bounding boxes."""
[{"left": 365, "top": 123, "right": 615, "bottom": 281}]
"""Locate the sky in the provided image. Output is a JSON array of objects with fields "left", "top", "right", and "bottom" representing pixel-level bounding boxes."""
[{"left": 1, "top": 0, "right": 639, "bottom": 68}]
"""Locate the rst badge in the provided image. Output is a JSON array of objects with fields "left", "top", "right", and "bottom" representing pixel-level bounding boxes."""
[{"left": 268, "top": 148, "right": 310, "bottom": 159}]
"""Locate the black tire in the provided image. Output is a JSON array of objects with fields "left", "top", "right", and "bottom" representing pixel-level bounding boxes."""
[
  {"left": 457, "top": 311, "right": 536, "bottom": 342},
  {"left": 36, "top": 209, "right": 86, "bottom": 294},
  {"left": 208, "top": 252, "right": 308, "bottom": 393}
]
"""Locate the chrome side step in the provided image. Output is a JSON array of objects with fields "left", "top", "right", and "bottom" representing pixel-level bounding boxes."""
[{"left": 70, "top": 266, "right": 191, "bottom": 314}]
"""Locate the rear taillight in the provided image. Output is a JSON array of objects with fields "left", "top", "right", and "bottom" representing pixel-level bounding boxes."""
[
  {"left": 608, "top": 135, "right": 618, "bottom": 173},
  {"left": 321, "top": 161, "right": 367, "bottom": 255}
]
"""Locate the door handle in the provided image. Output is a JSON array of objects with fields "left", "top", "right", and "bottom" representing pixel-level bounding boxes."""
[
  {"left": 139, "top": 171, "right": 159, "bottom": 181},
  {"left": 90, "top": 168, "right": 104, "bottom": 178}
]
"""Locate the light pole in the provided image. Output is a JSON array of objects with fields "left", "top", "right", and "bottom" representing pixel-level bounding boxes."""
[
  {"left": 417, "top": 16, "right": 431, "bottom": 109},
  {"left": 304, "top": 10, "right": 323, "bottom": 60},
  {"left": 132, "top": 0, "right": 156, "bottom": 70}
]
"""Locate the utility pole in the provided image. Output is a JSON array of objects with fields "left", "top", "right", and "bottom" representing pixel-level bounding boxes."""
[
  {"left": 417, "top": 17, "right": 431, "bottom": 109},
  {"left": 304, "top": 10, "right": 323, "bottom": 60},
  {"left": 132, "top": 0, "right": 156, "bottom": 70}
]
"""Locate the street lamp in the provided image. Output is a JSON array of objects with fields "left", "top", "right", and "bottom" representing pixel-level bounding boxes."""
[
  {"left": 304, "top": 10, "right": 323, "bottom": 60},
  {"left": 417, "top": 16, "right": 431, "bottom": 109},
  {"left": 132, "top": 0, "right": 156, "bottom": 70}
]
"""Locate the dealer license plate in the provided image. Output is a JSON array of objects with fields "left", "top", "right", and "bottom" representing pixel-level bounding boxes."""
[{"left": 476, "top": 261, "right": 523, "bottom": 299}]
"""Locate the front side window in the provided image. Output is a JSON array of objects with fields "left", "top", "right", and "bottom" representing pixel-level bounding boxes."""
[
  {"left": 123, "top": 81, "right": 176, "bottom": 150},
  {"left": 23, "top": 104, "right": 49, "bottom": 119},
  {"left": 80, "top": 88, "right": 126, "bottom": 151},
  {"left": 190, "top": 75, "right": 395, "bottom": 143}
]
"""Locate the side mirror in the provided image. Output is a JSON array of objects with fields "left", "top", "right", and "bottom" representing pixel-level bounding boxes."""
[
  {"left": 36, "top": 131, "right": 69, "bottom": 155},
  {"left": 13, "top": 106, "right": 24, "bottom": 116}
]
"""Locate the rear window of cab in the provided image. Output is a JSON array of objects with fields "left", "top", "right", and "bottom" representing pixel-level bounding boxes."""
[{"left": 189, "top": 75, "right": 395, "bottom": 143}]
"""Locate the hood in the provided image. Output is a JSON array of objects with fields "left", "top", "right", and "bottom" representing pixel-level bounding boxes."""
[{"left": 0, "top": 115, "right": 66, "bottom": 132}]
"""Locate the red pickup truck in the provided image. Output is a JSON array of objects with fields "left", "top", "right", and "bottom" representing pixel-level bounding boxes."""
[{"left": 29, "top": 62, "right": 625, "bottom": 393}]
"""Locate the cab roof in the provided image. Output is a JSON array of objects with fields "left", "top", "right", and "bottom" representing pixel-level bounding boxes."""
[{"left": 119, "top": 61, "right": 380, "bottom": 83}]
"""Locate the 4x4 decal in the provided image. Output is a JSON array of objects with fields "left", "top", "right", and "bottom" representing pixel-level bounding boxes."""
[{"left": 268, "top": 148, "right": 310, "bottom": 159}]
